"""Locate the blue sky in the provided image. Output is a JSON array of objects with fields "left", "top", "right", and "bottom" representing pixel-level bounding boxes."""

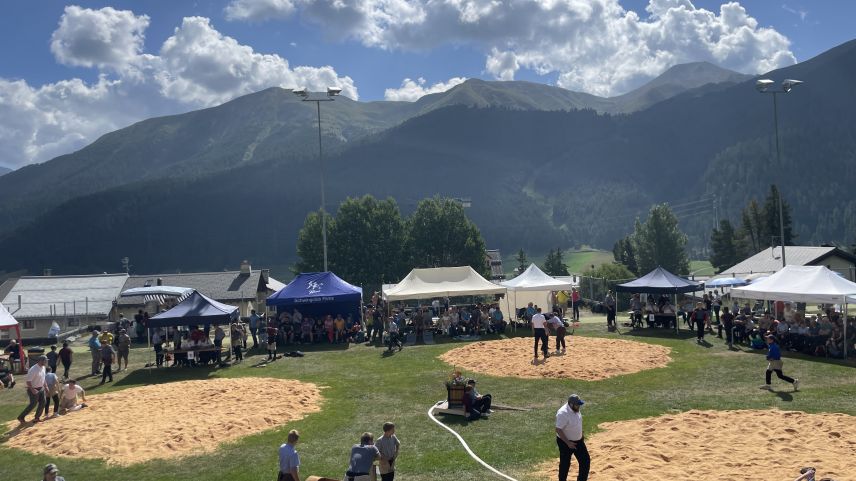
[{"left": 0, "top": 0, "right": 852, "bottom": 169}]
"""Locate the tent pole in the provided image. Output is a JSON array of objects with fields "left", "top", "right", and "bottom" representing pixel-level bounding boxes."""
[
  {"left": 505, "top": 291, "right": 513, "bottom": 334},
  {"left": 844, "top": 298, "right": 848, "bottom": 359},
  {"left": 16, "top": 324, "right": 25, "bottom": 374},
  {"left": 674, "top": 292, "right": 679, "bottom": 335}
]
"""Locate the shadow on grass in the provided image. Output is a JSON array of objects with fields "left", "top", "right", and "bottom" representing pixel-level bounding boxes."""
[
  {"left": 773, "top": 390, "right": 794, "bottom": 402},
  {"left": 735, "top": 346, "right": 856, "bottom": 367},
  {"left": 619, "top": 328, "right": 697, "bottom": 340},
  {"left": 111, "top": 364, "right": 223, "bottom": 387}
]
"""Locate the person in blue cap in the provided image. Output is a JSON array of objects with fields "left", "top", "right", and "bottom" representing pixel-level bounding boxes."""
[{"left": 555, "top": 393, "right": 590, "bottom": 481}]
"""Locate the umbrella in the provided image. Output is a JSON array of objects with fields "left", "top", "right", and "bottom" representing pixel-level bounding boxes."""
[{"left": 705, "top": 277, "right": 748, "bottom": 287}]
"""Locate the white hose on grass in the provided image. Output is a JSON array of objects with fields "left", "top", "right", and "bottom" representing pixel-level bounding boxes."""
[{"left": 426, "top": 405, "right": 520, "bottom": 481}]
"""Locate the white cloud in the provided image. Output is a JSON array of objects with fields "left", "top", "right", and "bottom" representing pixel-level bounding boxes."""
[
  {"left": 384, "top": 76, "right": 467, "bottom": 101},
  {"left": 156, "top": 16, "right": 357, "bottom": 105},
  {"left": 50, "top": 5, "right": 150, "bottom": 69},
  {"left": 224, "top": 0, "right": 296, "bottom": 21},
  {"left": 0, "top": 7, "right": 357, "bottom": 169},
  {"left": 229, "top": 0, "right": 796, "bottom": 96}
]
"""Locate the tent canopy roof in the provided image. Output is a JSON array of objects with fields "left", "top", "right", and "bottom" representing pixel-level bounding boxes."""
[
  {"left": 384, "top": 266, "right": 506, "bottom": 301},
  {"left": 0, "top": 302, "right": 17, "bottom": 329},
  {"left": 615, "top": 267, "right": 701, "bottom": 294},
  {"left": 149, "top": 291, "right": 238, "bottom": 328},
  {"left": 501, "top": 264, "right": 573, "bottom": 291},
  {"left": 730, "top": 265, "right": 856, "bottom": 303},
  {"left": 266, "top": 272, "right": 362, "bottom": 307}
]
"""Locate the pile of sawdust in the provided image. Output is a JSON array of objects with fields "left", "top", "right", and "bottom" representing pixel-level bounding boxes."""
[
  {"left": 439, "top": 336, "right": 671, "bottom": 381},
  {"left": 532, "top": 409, "right": 856, "bottom": 480},
  {"left": 6, "top": 377, "right": 322, "bottom": 465}
]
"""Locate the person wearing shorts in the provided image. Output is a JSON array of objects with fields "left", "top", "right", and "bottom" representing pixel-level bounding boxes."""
[
  {"left": 761, "top": 334, "right": 799, "bottom": 391},
  {"left": 116, "top": 329, "right": 131, "bottom": 371}
]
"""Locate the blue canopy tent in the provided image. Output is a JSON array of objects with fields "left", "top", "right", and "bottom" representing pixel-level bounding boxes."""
[
  {"left": 266, "top": 272, "right": 363, "bottom": 321},
  {"left": 615, "top": 267, "right": 701, "bottom": 332},
  {"left": 149, "top": 291, "right": 238, "bottom": 328}
]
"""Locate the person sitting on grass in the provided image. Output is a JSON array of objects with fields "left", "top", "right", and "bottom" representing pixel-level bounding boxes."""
[
  {"left": 346, "top": 432, "right": 381, "bottom": 481},
  {"left": 749, "top": 330, "right": 766, "bottom": 349},
  {"left": 466, "top": 379, "right": 492, "bottom": 415},
  {"left": 462, "top": 384, "right": 488, "bottom": 420}
]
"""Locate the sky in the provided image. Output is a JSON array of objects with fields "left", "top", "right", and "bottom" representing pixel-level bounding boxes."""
[{"left": 0, "top": 0, "right": 852, "bottom": 170}]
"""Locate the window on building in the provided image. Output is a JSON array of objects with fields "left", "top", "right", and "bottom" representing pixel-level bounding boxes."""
[{"left": 22, "top": 319, "right": 35, "bottom": 330}]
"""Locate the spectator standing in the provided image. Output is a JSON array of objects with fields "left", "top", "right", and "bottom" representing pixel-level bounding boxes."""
[
  {"left": 604, "top": 291, "right": 616, "bottom": 329},
  {"left": 278, "top": 429, "right": 301, "bottom": 481},
  {"left": 116, "top": 329, "right": 131, "bottom": 372},
  {"left": 376, "top": 422, "right": 401, "bottom": 481},
  {"left": 571, "top": 288, "right": 581, "bottom": 321},
  {"left": 548, "top": 312, "right": 567, "bottom": 354},
  {"left": 152, "top": 329, "right": 165, "bottom": 367},
  {"left": 531, "top": 308, "right": 550, "bottom": 361},
  {"left": 691, "top": 302, "right": 709, "bottom": 344},
  {"left": 761, "top": 334, "right": 799, "bottom": 391},
  {"left": 231, "top": 323, "right": 244, "bottom": 362},
  {"left": 249, "top": 309, "right": 260, "bottom": 349},
  {"left": 134, "top": 310, "right": 145, "bottom": 341},
  {"left": 44, "top": 368, "right": 61, "bottom": 417},
  {"left": 556, "top": 290, "right": 569, "bottom": 318},
  {"left": 721, "top": 307, "right": 735, "bottom": 348},
  {"left": 346, "top": 432, "right": 381, "bottom": 481},
  {"left": 42, "top": 463, "right": 65, "bottom": 481},
  {"left": 88, "top": 331, "right": 102, "bottom": 376},
  {"left": 266, "top": 323, "right": 279, "bottom": 361},
  {"left": 712, "top": 292, "right": 722, "bottom": 336},
  {"left": 555, "top": 394, "right": 590, "bottom": 481},
  {"left": 99, "top": 342, "right": 116, "bottom": 384},
  {"left": 46, "top": 345, "right": 59, "bottom": 376},
  {"left": 213, "top": 325, "right": 226, "bottom": 363},
  {"left": 58, "top": 342, "right": 73, "bottom": 380},
  {"left": 17, "top": 355, "right": 48, "bottom": 424}
]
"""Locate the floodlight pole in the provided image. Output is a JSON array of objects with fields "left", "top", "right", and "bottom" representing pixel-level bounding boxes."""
[
  {"left": 295, "top": 88, "right": 340, "bottom": 272},
  {"left": 756, "top": 79, "right": 803, "bottom": 268}
]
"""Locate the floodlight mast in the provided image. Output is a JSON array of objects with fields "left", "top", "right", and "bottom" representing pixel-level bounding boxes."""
[
  {"left": 755, "top": 78, "right": 804, "bottom": 268},
  {"left": 293, "top": 87, "right": 342, "bottom": 272}
]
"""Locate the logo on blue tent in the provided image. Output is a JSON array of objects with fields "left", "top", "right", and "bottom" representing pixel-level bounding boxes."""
[{"left": 307, "top": 280, "right": 324, "bottom": 294}]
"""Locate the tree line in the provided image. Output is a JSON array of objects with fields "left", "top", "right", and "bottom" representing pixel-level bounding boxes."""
[
  {"left": 295, "top": 195, "right": 488, "bottom": 293},
  {"left": 709, "top": 184, "right": 794, "bottom": 273}
]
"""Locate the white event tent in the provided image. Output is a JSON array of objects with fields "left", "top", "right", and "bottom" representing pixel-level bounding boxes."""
[
  {"left": 731, "top": 265, "right": 856, "bottom": 357},
  {"left": 501, "top": 264, "right": 573, "bottom": 319},
  {"left": 384, "top": 266, "right": 506, "bottom": 301}
]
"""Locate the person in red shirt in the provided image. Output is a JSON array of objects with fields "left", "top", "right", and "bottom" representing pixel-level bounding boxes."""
[
  {"left": 266, "top": 324, "right": 279, "bottom": 361},
  {"left": 571, "top": 288, "right": 581, "bottom": 321}
]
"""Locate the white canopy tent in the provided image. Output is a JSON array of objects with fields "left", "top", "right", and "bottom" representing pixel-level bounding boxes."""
[
  {"left": 501, "top": 264, "right": 573, "bottom": 320},
  {"left": 731, "top": 265, "right": 856, "bottom": 357},
  {"left": 383, "top": 266, "right": 506, "bottom": 301}
]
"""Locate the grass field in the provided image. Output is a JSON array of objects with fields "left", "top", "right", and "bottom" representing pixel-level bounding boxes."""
[
  {"left": 2, "top": 320, "right": 855, "bottom": 481},
  {"left": 689, "top": 260, "right": 715, "bottom": 276},
  {"left": 505, "top": 248, "right": 615, "bottom": 277}
]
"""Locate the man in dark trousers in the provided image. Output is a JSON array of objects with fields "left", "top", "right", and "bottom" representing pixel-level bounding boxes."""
[
  {"left": 555, "top": 394, "right": 590, "bottom": 481},
  {"left": 761, "top": 334, "right": 799, "bottom": 391},
  {"left": 531, "top": 307, "right": 549, "bottom": 362}
]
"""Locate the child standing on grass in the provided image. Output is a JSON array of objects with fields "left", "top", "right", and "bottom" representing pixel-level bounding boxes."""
[{"left": 376, "top": 422, "right": 401, "bottom": 481}]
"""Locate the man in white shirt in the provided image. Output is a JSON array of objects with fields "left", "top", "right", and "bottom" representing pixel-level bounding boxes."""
[
  {"left": 531, "top": 307, "right": 549, "bottom": 361},
  {"left": 59, "top": 379, "right": 87, "bottom": 414},
  {"left": 17, "top": 355, "right": 48, "bottom": 424},
  {"left": 555, "top": 394, "right": 590, "bottom": 481}
]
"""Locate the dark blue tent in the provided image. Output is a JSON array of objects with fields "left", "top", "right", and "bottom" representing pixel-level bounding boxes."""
[
  {"left": 266, "top": 272, "right": 362, "bottom": 320},
  {"left": 149, "top": 291, "right": 238, "bottom": 328},
  {"left": 614, "top": 266, "right": 701, "bottom": 294}
]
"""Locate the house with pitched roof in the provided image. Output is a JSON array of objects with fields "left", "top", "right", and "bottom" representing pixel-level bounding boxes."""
[
  {"left": 116, "top": 261, "right": 284, "bottom": 319},
  {"left": 715, "top": 245, "right": 856, "bottom": 281},
  {"left": 0, "top": 273, "right": 129, "bottom": 340}
]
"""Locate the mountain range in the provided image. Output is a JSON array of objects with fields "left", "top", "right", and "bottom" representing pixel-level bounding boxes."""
[{"left": 0, "top": 42, "right": 854, "bottom": 277}]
